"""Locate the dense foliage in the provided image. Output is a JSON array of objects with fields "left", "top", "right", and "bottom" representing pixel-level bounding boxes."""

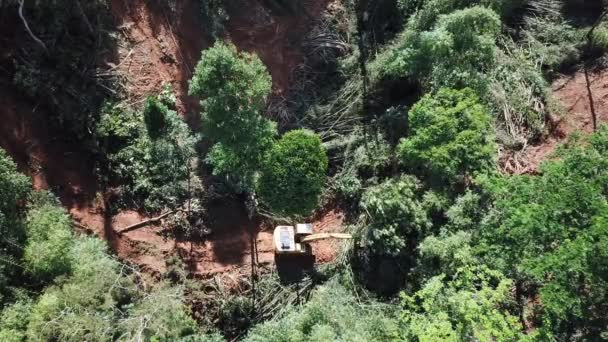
[
  {"left": 96, "top": 93, "right": 199, "bottom": 211},
  {"left": 3, "top": 0, "right": 608, "bottom": 340},
  {"left": 477, "top": 126, "right": 608, "bottom": 339},
  {"left": 258, "top": 130, "right": 328, "bottom": 217},
  {"left": 0, "top": 149, "right": 221, "bottom": 341}
]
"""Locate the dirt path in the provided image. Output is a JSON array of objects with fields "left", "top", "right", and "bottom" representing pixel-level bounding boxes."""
[{"left": 501, "top": 67, "right": 608, "bottom": 174}]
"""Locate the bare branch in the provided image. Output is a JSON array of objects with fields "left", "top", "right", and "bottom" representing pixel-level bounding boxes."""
[{"left": 18, "top": 0, "right": 48, "bottom": 54}]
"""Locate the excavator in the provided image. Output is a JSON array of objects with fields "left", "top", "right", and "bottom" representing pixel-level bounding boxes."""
[{"left": 273, "top": 223, "right": 352, "bottom": 255}]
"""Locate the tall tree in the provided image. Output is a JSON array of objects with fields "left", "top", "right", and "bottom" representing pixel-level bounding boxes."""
[{"left": 189, "top": 42, "right": 276, "bottom": 190}]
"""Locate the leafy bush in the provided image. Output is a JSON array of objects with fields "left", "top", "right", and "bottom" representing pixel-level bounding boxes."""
[
  {"left": 24, "top": 194, "right": 73, "bottom": 282},
  {"left": 398, "top": 88, "right": 496, "bottom": 184},
  {"left": 189, "top": 42, "right": 276, "bottom": 190},
  {"left": 258, "top": 130, "right": 328, "bottom": 217},
  {"left": 0, "top": 148, "right": 31, "bottom": 222},
  {"left": 331, "top": 129, "right": 392, "bottom": 202},
  {"left": 360, "top": 175, "right": 431, "bottom": 256},
  {"left": 0, "top": 297, "right": 32, "bottom": 342},
  {"left": 0, "top": 149, "right": 31, "bottom": 302},
  {"left": 245, "top": 280, "right": 397, "bottom": 341}
]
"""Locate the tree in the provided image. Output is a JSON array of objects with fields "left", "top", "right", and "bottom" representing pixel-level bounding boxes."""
[
  {"left": 189, "top": 41, "right": 276, "bottom": 190},
  {"left": 360, "top": 175, "right": 431, "bottom": 256},
  {"left": 98, "top": 94, "right": 199, "bottom": 211},
  {"left": 398, "top": 265, "right": 526, "bottom": 341},
  {"left": 0, "top": 148, "right": 31, "bottom": 303},
  {"left": 143, "top": 96, "right": 169, "bottom": 140},
  {"left": 398, "top": 88, "right": 496, "bottom": 184},
  {"left": 24, "top": 192, "right": 73, "bottom": 282},
  {"left": 373, "top": 6, "right": 501, "bottom": 92},
  {"left": 257, "top": 130, "right": 328, "bottom": 217}
]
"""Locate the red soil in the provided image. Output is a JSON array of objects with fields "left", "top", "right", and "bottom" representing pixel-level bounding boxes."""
[
  {"left": 109, "top": 0, "right": 331, "bottom": 118},
  {"left": 501, "top": 67, "right": 608, "bottom": 174}
]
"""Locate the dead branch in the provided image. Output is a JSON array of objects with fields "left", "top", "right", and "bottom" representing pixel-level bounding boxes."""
[
  {"left": 18, "top": 0, "right": 48, "bottom": 54},
  {"left": 72, "top": 220, "right": 96, "bottom": 234},
  {"left": 118, "top": 210, "right": 177, "bottom": 234}
]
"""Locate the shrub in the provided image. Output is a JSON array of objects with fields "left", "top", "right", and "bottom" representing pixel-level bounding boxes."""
[
  {"left": 0, "top": 148, "right": 31, "bottom": 221},
  {"left": 189, "top": 42, "right": 276, "bottom": 190},
  {"left": 258, "top": 130, "right": 328, "bottom": 217},
  {"left": 0, "top": 298, "right": 32, "bottom": 342},
  {"left": 331, "top": 129, "right": 392, "bottom": 202},
  {"left": 398, "top": 88, "right": 496, "bottom": 184}
]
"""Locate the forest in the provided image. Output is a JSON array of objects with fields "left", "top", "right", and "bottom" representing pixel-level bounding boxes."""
[{"left": 0, "top": 0, "right": 607, "bottom": 340}]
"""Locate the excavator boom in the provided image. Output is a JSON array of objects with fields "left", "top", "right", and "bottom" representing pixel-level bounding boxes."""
[{"left": 301, "top": 233, "right": 352, "bottom": 243}]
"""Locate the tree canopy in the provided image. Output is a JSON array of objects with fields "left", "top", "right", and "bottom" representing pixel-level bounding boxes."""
[
  {"left": 398, "top": 88, "right": 496, "bottom": 184},
  {"left": 257, "top": 130, "right": 328, "bottom": 217},
  {"left": 189, "top": 42, "right": 276, "bottom": 190}
]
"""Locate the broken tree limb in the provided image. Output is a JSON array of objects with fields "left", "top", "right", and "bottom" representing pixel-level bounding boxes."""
[
  {"left": 118, "top": 210, "right": 176, "bottom": 234},
  {"left": 18, "top": 0, "right": 48, "bottom": 54}
]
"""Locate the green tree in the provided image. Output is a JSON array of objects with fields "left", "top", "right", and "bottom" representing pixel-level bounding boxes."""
[
  {"left": 143, "top": 96, "right": 170, "bottom": 140},
  {"left": 98, "top": 95, "right": 199, "bottom": 211},
  {"left": 373, "top": 6, "right": 501, "bottom": 92},
  {"left": 398, "top": 88, "right": 496, "bottom": 184},
  {"left": 398, "top": 265, "right": 526, "bottom": 341},
  {"left": 360, "top": 175, "right": 431, "bottom": 256},
  {"left": 189, "top": 42, "right": 276, "bottom": 189},
  {"left": 257, "top": 130, "right": 328, "bottom": 217},
  {"left": 23, "top": 193, "right": 73, "bottom": 282},
  {"left": 0, "top": 148, "right": 31, "bottom": 303}
]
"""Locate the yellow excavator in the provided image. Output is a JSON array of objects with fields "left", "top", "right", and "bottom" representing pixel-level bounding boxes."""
[{"left": 273, "top": 224, "right": 352, "bottom": 255}]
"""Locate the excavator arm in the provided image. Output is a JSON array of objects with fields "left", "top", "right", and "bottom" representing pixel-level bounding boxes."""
[{"left": 300, "top": 233, "right": 352, "bottom": 243}]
